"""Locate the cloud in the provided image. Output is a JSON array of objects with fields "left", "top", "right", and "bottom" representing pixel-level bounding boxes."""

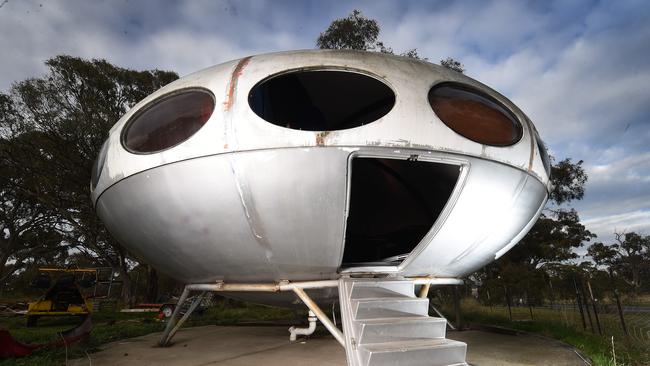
[
  {"left": 582, "top": 210, "right": 650, "bottom": 239},
  {"left": 1, "top": 0, "right": 648, "bottom": 247},
  {"left": 0, "top": 0, "right": 309, "bottom": 90},
  {"left": 404, "top": 0, "right": 650, "bottom": 244}
]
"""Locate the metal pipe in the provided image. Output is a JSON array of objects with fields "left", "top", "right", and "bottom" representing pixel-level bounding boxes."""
[
  {"left": 418, "top": 283, "right": 431, "bottom": 298},
  {"left": 289, "top": 310, "right": 317, "bottom": 341},
  {"left": 292, "top": 287, "right": 345, "bottom": 347},
  {"left": 187, "top": 278, "right": 459, "bottom": 293},
  {"left": 186, "top": 280, "right": 340, "bottom": 293},
  {"left": 158, "top": 278, "right": 462, "bottom": 347},
  {"left": 159, "top": 286, "right": 190, "bottom": 346},
  {"left": 430, "top": 303, "right": 455, "bottom": 330},
  {"left": 187, "top": 283, "right": 279, "bottom": 292},
  {"left": 411, "top": 277, "right": 464, "bottom": 286},
  {"left": 279, "top": 280, "right": 339, "bottom": 291}
]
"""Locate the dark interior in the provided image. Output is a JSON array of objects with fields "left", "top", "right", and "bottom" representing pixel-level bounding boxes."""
[
  {"left": 248, "top": 70, "right": 395, "bottom": 131},
  {"left": 342, "top": 157, "right": 461, "bottom": 266}
]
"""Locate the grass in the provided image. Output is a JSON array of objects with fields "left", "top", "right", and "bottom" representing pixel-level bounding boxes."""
[
  {"left": 446, "top": 299, "right": 650, "bottom": 366},
  {"left": 0, "top": 298, "right": 300, "bottom": 366},
  {"left": 5, "top": 295, "right": 646, "bottom": 365}
]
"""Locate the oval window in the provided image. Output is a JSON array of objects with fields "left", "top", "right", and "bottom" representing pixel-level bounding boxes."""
[
  {"left": 122, "top": 89, "right": 215, "bottom": 153},
  {"left": 249, "top": 70, "right": 395, "bottom": 131},
  {"left": 429, "top": 83, "right": 522, "bottom": 146}
]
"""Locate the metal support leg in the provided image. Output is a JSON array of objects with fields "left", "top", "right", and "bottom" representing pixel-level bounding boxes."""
[
  {"left": 292, "top": 287, "right": 345, "bottom": 346},
  {"left": 159, "top": 286, "right": 191, "bottom": 346},
  {"left": 430, "top": 303, "right": 456, "bottom": 330},
  {"left": 166, "top": 291, "right": 207, "bottom": 343},
  {"left": 418, "top": 283, "right": 431, "bottom": 298}
]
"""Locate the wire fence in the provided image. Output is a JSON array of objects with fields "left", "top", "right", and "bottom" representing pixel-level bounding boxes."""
[
  {"left": 450, "top": 297, "right": 650, "bottom": 365},
  {"left": 471, "top": 302, "right": 649, "bottom": 342}
]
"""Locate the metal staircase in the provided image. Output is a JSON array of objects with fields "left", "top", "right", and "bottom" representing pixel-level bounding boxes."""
[{"left": 339, "top": 278, "right": 468, "bottom": 366}]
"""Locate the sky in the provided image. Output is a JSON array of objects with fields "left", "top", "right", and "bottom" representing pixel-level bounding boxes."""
[{"left": 1, "top": 0, "right": 649, "bottom": 255}]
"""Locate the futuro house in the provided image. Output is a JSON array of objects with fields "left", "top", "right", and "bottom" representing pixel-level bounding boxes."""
[
  {"left": 91, "top": 49, "right": 550, "bottom": 298},
  {"left": 91, "top": 50, "right": 551, "bottom": 363}
]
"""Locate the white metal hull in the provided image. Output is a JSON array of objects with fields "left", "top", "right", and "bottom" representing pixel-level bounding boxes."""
[
  {"left": 96, "top": 146, "right": 546, "bottom": 283},
  {"left": 92, "top": 50, "right": 549, "bottom": 301}
]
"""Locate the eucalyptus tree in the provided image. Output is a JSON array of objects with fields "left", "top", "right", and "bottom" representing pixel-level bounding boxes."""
[
  {"left": 1, "top": 56, "right": 177, "bottom": 302},
  {"left": 318, "top": 9, "right": 446, "bottom": 65}
]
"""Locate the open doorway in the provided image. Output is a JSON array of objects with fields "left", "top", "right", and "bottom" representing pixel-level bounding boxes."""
[{"left": 342, "top": 157, "right": 461, "bottom": 267}]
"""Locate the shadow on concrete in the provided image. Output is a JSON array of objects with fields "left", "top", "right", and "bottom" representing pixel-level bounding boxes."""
[{"left": 70, "top": 325, "right": 587, "bottom": 366}]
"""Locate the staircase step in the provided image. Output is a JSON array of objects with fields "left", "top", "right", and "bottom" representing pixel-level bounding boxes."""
[
  {"left": 358, "top": 316, "right": 447, "bottom": 344},
  {"left": 359, "top": 338, "right": 467, "bottom": 366},
  {"left": 350, "top": 286, "right": 413, "bottom": 300},
  {"left": 353, "top": 297, "right": 429, "bottom": 320},
  {"left": 350, "top": 280, "right": 415, "bottom": 298},
  {"left": 339, "top": 278, "right": 467, "bottom": 366}
]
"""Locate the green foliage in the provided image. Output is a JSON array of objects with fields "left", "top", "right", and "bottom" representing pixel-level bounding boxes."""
[
  {"left": 508, "top": 209, "right": 595, "bottom": 269},
  {"left": 472, "top": 156, "right": 593, "bottom": 309},
  {"left": 440, "top": 57, "right": 465, "bottom": 73},
  {"left": 317, "top": 10, "right": 380, "bottom": 51},
  {"left": 0, "top": 56, "right": 178, "bottom": 300},
  {"left": 316, "top": 9, "right": 427, "bottom": 61},
  {"left": 588, "top": 232, "right": 650, "bottom": 294},
  {"left": 0, "top": 299, "right": 297, "bottom": 366},
  {"left": 0, "top": 314, "right": 165, "bottom": 366},
  {"left": 0, "top": 133, "right": 68, "bottom": 291},
  {"left": 453, "top": 299, "right": 648, "bottom": 366},
  {"left": 550, "top": 158, "right": 587, "bottom": 205}
]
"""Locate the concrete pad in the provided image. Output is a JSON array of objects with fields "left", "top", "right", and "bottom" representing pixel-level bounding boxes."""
[
  {"left": 448, "top": 330, "right": 586, "bottom": 366},
  {"left": 70, "top": 326, "right": 587, "bottom": 366}
]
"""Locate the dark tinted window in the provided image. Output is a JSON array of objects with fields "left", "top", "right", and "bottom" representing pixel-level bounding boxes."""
[
  {"left": 429, "top": 83, "right": 522, "bottom": 146},
  {"left": 249, "top": 70, "right": 395, "bottom": 131},
  {"left": 123, "top": 89, "right": 214, "bottom": 153}
]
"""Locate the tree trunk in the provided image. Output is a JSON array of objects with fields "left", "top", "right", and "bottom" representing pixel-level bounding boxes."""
[
  {"left": 0, "top": 243, "right": 15, "bottom": 298},
  {"left": 632, "top": 266, "right": 640, "bottom": 297},
  {"left": 0, "top": 252, "right": 11, "bottom": 287},
  {"left": 453, "top": 286, "right": 462, "bottom": 329},
  {"left": 504, "top": 285, "right": 513, "bottom": 321},
  {"left": 146, "top": 266, "right": 159, "bottom": 303},
  {"left": 117, "top": 255, "right": 132, "bottom": 306}
]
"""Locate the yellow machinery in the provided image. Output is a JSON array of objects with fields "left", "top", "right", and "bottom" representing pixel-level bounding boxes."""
[{"left": 26, "top": 268, "right": 97, "bottom": 327}]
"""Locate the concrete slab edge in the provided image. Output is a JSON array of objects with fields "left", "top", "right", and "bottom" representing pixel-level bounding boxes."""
[{"left": 466, "top": 323, "right": 592, "bottom": 366}]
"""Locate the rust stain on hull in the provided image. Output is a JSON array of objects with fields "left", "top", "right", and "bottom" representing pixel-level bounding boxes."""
[
  {"left": 316, "top": 131, "right": 331, "bottom": 146},
  {"left": 223, "top": 56, "right": 253, "bottom": 112}
]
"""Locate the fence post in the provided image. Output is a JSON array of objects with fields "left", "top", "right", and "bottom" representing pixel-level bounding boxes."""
[
  {"left": 526, "top": 291, "right": 534, "bottom": 320},
  {"left": 586, "top": 280, "right": 602, "bottom": 335},
  {"left": 579, "top": 279, "right": 595, "bottom": 333},
  {"left": 548, "top": 279, "right": 556, "bottom": 312},
  {"left": 504, "top": 285, "right": 513, "bottom": 321},
  {"left": 573, "top": 276, "right": 587, "bottom": 330},
  {"left": 613, "top": 288, "right": 628, "bottom": 337},
  {"left": 609, "top": 270, "right": 629, "bottom": 337},
  {"left": 487, "top": 288, "right": 492, "bottom": 312}
]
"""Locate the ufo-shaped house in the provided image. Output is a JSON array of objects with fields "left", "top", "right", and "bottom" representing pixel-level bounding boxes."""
[{"left": 91, "top": 50, "right": 549, "bottom": 364}]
